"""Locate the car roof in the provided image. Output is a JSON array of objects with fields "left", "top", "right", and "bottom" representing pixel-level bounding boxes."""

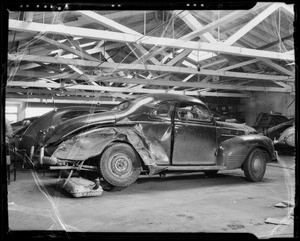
[{"left": 138, "top": 93, "right": 205, "bottom": 105}]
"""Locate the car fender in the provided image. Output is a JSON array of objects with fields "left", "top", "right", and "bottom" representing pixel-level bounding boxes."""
[
  {"left": 216, "top": 134, "right": 275, "bottom": 169},
  {"left": 51, "top": 125, "right": 159, "bottom": 168}
]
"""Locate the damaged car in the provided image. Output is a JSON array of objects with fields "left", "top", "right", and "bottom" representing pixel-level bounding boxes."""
[
  {"left": 36, "top": 94, "right": 278, "bottom": 188},
  {"left": 15, "top": 106, "right": 109, "bottom": 157}
]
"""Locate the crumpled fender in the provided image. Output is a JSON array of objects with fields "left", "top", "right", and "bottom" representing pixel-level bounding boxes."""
[
  {"left": 216, "top": 134, "right": 276, "bottom": 169},
  {"left": 51, "top": 124, "right": 161, "bottom": 168}
]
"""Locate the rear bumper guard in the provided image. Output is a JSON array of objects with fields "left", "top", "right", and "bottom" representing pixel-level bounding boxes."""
[{"left": 35, "top": 147, "right": 97, "bottom": 172}]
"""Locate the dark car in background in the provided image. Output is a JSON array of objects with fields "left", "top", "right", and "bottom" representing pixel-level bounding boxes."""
[
  {"left": 37, "top": 94, "right": 278, "bottom": 188},
  {"left": 265, "top": 118, "right": 294, "bottom": 140},
  {"left": 11, "top": 116, "right": 39, "bottom": 134},
  {"left": 210, "top": 110, "right": 238, "bottom": 123},
  {"left": 274, "top": 126, "right": 295, "bottom": 152},
  {"left": 266, "top": 119, "right": 295, "bottom": 155},
  {"left": 15, "top": 106, "right": 109, "bottom": 156}
]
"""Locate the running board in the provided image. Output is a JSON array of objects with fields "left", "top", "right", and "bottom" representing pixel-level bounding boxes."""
[{"left": 163, "top": 166, "right": 227, "bottom": 172}]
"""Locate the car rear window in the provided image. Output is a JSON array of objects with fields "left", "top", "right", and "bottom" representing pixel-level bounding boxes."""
[{"left": 60, "top": 111, "right": 90, "bottom": 122}]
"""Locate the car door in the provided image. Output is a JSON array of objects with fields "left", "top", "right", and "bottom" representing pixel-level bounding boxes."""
[
  {"left": 172, "top": 101, "right": 217, "bottom": 165},
  {"left": 138, "top": 101, "right": 174, "bottom": 165}
]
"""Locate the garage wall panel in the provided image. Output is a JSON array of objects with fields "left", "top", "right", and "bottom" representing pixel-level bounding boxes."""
[{"left": 243, "top": 92, "right": 295, "bottom": 126}]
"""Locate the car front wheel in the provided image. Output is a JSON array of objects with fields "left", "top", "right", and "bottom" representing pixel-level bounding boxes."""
[
  {"left": 99, "top": 143, "right": 142, "bottom": 187},
  {"left": 243, "top": 148, "right": 267, "bottom": 182}
]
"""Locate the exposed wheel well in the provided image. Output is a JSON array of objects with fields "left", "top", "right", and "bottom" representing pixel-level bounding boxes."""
[{"left": 84, "top": 140, "right": 147, "bottom": 172}]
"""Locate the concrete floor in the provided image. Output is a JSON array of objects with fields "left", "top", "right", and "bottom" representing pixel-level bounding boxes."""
[{"left": 7, "top": 154, "right": 295, "bottom": 238}]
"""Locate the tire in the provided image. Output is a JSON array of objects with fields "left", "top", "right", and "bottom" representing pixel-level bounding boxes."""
[
  {"left": 243, "top": 148, "right": 267, "bottom": 182},
  {"left": 203, "top": 170, "right": 219, "bottom": 176},
  {"left": 99, "top": 143, "right": 142, "bottom": 187}
]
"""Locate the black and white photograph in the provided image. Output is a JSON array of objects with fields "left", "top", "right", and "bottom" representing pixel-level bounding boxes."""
[{"left": 1, "top": 1, "right": 297, "bottom": 240}]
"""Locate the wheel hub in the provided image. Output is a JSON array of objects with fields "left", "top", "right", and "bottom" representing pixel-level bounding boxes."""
[
  {"left": 110, "top": 154, "right": 133, "bottom": 178},
  {"left": 115, "top": 158, "right": 129, "bottom": 172},
  {"left": 252, "top": 156, "right": 263, "bottom": 173}
]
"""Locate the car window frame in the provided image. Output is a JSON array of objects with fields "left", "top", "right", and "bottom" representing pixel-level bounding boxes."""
[
  {"left": 174, "top": 101, "right": 213, "bottom": 124},
  {"left": 60, "top": 110, "right": 90, "bottom": 122},
  {"left": 149, "top": 101, "right": 174, "bottom": 121}
]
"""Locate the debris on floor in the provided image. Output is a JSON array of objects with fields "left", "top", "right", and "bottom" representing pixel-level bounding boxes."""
[
  {"left": 227, "top": 224, "right": 245, "bottom": 230},
  {"left": 265, "top": 217, "right": 292, "bottom": 226},
  {"left": 275, "top": 200, "right": 295, "bottom": 208},
  {"left": 57, "top": 177, "right": 103, "bottom": 198}
]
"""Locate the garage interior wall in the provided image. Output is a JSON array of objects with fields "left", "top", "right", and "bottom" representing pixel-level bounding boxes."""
[{"left": 242, "top": 93, "right": 295, "bottom": 126}]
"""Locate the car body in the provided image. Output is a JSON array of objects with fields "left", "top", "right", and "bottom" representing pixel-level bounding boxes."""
[
  {"left": 265, "top": 118, "right": 294, "bottom": 140},
  {"left": 16, "top": 106, "right": 109, "bottom": 155},
  {"left": 210, "top": 110, "right": 238, "bottom": 123},
  {"left": 273, "top": 125, "right": 295, "bottom": 154},
  {"left": 38, "top": 94, "right": 278, "bottom": 187},
  {"left": 265, "top": 119, "right": 295, "bottom": 154},
  {"left": 253, "top": 112, "right": 290, "bottom": 134},
  {"left": 11, "top": 116, "right": 39, "bottom": 131}
]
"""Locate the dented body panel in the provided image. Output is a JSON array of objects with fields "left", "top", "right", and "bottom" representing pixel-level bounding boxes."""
[
  {"left": 216, "top": 134, "right": 277, "bottom": 169},
  {"left": 40, "top": 93, "right": 277, "bottom": 175}
]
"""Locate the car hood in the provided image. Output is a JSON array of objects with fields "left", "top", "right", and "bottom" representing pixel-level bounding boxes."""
[
  {"left": 42, "top": 112, "right": 116, "bottom": 146},
  {"left": 216, "top": 121, "right": 257, "bottom": 134}
]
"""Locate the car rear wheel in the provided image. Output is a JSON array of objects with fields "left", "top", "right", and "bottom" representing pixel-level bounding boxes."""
[
  {"left": 243, "top": 148, "right": 267, "bottom": 182},
  {"left": 99, "top": 143, "right": 142, "bottom": 187}
]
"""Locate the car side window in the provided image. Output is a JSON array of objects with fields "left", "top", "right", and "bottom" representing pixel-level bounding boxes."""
[
  {"left": 151, "top": 102, "right": 172, "bottom": 119},
  {"left": 176, "top": 103, "right": 211, "bottom": 122}
]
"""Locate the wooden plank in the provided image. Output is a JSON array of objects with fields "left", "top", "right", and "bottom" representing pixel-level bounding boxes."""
[
  {"left": 259, "top": 58, "right": 295, "bottom": 76},
  {"left": 9, "top": 20, "right": 294, "bottom": 61},
  {"left": 216, "top": 59, "right": 259, "bottom": 71},
  {"left": 224, "top": 3, "right": 282, "bottom": 45},
  {"left": 7, "top": 81, "right": 253, "bottom": 97},
  {"left": 182, "top": 10, "right": 246, "bottom": 41},
  {"left": 8, "top": 54, "right": 292, "bottom": 81},
  {"left": 8, "top": 71, "right": 292, "bottom": 92},
  {"left": 174, "top": 10, "right": 217, "bottom": 43}
]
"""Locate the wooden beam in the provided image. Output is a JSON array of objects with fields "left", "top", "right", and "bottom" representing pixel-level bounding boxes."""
[
  {"left": 78, "top": 11, "right": 161, "bottom": 66},
  {"left": 8, "top": 54, "right": 292, "bottom": 82},
  {"left": 182, "top": 10, "right": 246, "bottom": 41},
  {"left": 78, "top": 11, "right": 142, "bottom": 35},
  {"left": 6, "top": 86, "right": 135, "bottom": 99},
  {"left": 216, "top": 59, "right": 259, "bottom": 72},
  {"left": 258, "top": 58, "right": 295, "bottom": 76},
  {"left": 9, "top": 20, "right": 294, "bottom": 61},
  {"left": 174, "top": 10, "right": 217, "bottom": 43},
  {"left": 36, "top": 35, "right": 99, "bottom": 61},
  {"left": 224, "top": 3, "right": 282, "bottom": 45},
  {"left": 279, "top": 4, "right": 294, "bottom": 18},
  {"left": 9, "top": 71, "right": 293, "bottom": 93},
  {"left": 200, "top": 59, "right": 228, "bottom": 69},
  {"left": 6, "top": 82, "right": 253, "bottom": 97},
  {"left": 6, "top": 95, "right": 120, "bottom": 105},
  {"left": 257, "top": 34, "right": 293, "bottom": 50}
]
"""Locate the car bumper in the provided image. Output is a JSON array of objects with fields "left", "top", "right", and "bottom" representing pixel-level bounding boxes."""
[{"left": 35, "top": 147, "right": 97, "bottom": 171}]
